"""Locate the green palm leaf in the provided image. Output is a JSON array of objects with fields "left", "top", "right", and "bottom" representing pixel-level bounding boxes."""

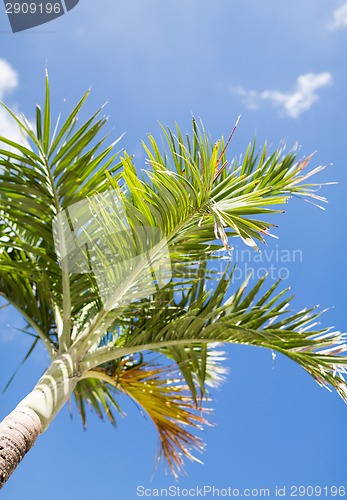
[{"left": 83, "top": 268, "right": 347, "bottom": 405}]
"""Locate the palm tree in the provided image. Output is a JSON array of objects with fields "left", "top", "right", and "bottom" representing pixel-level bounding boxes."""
[{"left": 0, "top": 74, "right": 346, "bottom": 489}]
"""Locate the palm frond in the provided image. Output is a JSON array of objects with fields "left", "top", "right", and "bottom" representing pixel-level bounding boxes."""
[
  {"left": 83, "top": 269, "right": 347, "bottom": 404},
  {"left": 118, "top": 361, "right": 209, "bottom": 477},
  {"left": 0, "top": 72, "right": 122, "bottom": 257},
  {"left": 80, "top": 357, "right": 210, "bottom": 478},
  {"left": 124, "top": 121, "right": 329, "bottom": 253},
  {"left": 0, "top": 74, "right": 123, "bottom": 351}
]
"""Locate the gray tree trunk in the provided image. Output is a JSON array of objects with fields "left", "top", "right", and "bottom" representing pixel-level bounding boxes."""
[
  {"left": 0, "top": 407, "right": 42, "bottom": 489},
  {"left": 0, "top": 354, "right": 79, "bottom": 488}
]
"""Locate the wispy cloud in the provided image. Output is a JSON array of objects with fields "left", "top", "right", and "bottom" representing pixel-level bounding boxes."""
[
  {"left": 0, "top": 59, "right": 25, "bottom": 144},
  {"left": 0, "top": 59, "right": 17, "bottom": 98},
  {"left": 329, "top": 3, "right": 347, "bottom": 29},
  {"left": 232, "top": 72, "right": 333, "bottom": 119}
]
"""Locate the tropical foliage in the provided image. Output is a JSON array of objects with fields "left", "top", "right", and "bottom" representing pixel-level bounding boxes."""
[{"left": 1, "top": 73, "right": 346, "bottom": 478}]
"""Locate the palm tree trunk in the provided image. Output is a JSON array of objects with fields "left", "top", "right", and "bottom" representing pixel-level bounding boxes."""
[
  {"left": 0, "top": 407, "right": 42, "bottom": 488},
  {"left": 0, "top": 352, "right": 79, "bottom": 488}
]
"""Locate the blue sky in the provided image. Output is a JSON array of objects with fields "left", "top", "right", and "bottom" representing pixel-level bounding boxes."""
[{"left": 1, "top": 1, "right": 347, "bottom": 498}]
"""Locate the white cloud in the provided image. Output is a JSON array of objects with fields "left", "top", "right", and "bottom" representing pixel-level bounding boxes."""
[
  {"left": 232, "top": 72, "right": 333, "bottom": 119},
  {"left": 329, "top": 3, "right": 347, "bottom": 29},
  {"left": 0, "top": 59, "right": 25, "bottom": 145},
  {"left": 0, "top": 59, "right": 17, "bottom": 99}
]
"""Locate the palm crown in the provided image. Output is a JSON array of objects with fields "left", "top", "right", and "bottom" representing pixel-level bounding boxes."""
[{"left": 1, "top": 73, "right": 346, "bottom": 481}]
